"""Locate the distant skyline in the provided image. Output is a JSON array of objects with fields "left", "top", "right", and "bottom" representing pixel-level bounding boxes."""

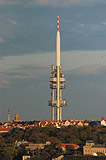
[{"left": 1, "top": 0, "right": 106, "bottom": 121}]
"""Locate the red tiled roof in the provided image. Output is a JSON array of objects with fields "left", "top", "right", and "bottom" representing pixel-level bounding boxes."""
[
  {"left": 62, "top": 120, "right": 66, "bottom": 123},
  {"left": 28, "top": 125, "right": 34, "bottom": 128},
  {"left": 0, "top": 127, "right": 12, "bottom": 132},
  {"left": 77, "top": 121, "right": 84, "bottom": 124},
  {"left": 101, "top": 116, "right": 105, "bottom": 121},
  {"left": 46, "top": 120, "right": 57, "bottom": 123},
  {"left": 62, "top": 143, "right": 79, "bottom": 149},
  {"left": 19, "top": 124, "right": 24, "bottom": 127},
  {"left": 40, "top": 121, "right": 46, "bottom": 126}
]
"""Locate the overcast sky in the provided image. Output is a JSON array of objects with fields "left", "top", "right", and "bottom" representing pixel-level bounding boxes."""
[{"left": 1, "top": 0, "right": 106, "bottom": 121}]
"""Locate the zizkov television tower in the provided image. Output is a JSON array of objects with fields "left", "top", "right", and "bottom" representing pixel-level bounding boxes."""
[{"left": 49, "top": 16, "right": 66, "bottom": 121}]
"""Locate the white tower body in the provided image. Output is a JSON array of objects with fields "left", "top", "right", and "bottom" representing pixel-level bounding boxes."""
[
  {"left": 56, "top": 66, "right": 60, "bottom": 121},
  {"left": 56, "top": 17, "right": 60, "bottom": 121},
  {"left": 56, "top": 16, "right": 60, "bottom": 67},
  {"left": 49, "top": 16, "right": 66, "bottom": 121}
]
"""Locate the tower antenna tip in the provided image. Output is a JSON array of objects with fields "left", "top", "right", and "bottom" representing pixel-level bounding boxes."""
[{"left": 57, "top": 16, "right": 59, "bottom": 31}]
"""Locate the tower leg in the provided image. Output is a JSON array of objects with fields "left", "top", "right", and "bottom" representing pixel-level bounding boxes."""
[
  {"left": 59, "top": 89, "right": 62, "bottom": 121},
  {"left": 52, "top": 89, "right": 55, "bottom": 120},
  {"left": 60, "top": 107, "right": 62, "bottom": 121},
  {"left": 52, "top": 107, "right": 55, "bottom": 120}
]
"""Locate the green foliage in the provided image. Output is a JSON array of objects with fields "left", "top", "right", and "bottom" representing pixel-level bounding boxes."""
[
  {"left": 40, "top": 142, "right": 63, "bottom": 160},
  {"left": 0, "top": 141, "right": 18, "bottom": 160},
  {"left": 66, "top": 145, "right": 75, "bottom": 155},
  {"left": 35, "top": 148, "right": 41, "bottom": 160},
  {"left": 2, "top": 124, "right": 106, "bottom": 158},
  {"left": 13, "top": 146, "right": 26, "bottom": 160}
]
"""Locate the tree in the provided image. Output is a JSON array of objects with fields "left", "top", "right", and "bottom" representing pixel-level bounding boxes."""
[
  {"left": 40, "top": 142, "right": 63, "bottom": 160},
  {"left": 0, "top": 143, "right": 18, "bottom": 160},
  {"left": 35, "top": 148, "right": 41, "bottom": 160},
  {"left": 66, "top": 145, "right": 75, "bottom": 155}
]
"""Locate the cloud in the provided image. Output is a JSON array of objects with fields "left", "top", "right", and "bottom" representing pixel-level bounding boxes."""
[
  {"left": 4, "top": 70, "right": 33, "bottom": 81},
  {"left": 0, "top": 0, "right": 105, "bottom": 8},
  {"left": 0, "top": 68, "right": 32, "bottom": 88},
  {"left": 0, "top": 0, "right": 22, "bottom": 5},
  {"left": 79, "top": 21, "right": 106, "bottom": 33},
  {"left": 30, "top": 0, "right": 105, "bottom": 7},
  {"left": 8, "top": 74, "right": 32, "bottom": 80},
  {"left": 0, "top": 62, "right": 49, "bottom": 86},
  {"left": 101, "top": 22, "right": 106, "bottom": 25},
  {"left": 9, "top": 20, "right": 17, "bottom": 25},
  {"left": 72, "top": 64, "right": 106, "bottom": 75},
  {"left": 24, "top": 62, "right": 49, "bottom": 68},
  {"left": 0, "top": 38, "right": 5, "bottom": 43},
  {"left": 36, "top": 0, "right": 81, "bottom": 7},
  {"left": 0, "top": 0, "right": 78, "bottom": 7},
  {"left": 0, "top": 70, "right": 10, "bottom": 88}
]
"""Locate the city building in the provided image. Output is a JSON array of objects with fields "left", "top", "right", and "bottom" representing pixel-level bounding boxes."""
[
  {"left": 25, "top": 141, "right": 51, "bottom": 151},
  {"left": 101, "top": 116, "right": 106, "bottom": 126},
  {"left": 14, "top": 113, "right": 22, "bottom": 122},
  {"left": 83, "top": 140, "right": 106, "bottom": 156},
  {"left": 0, "top": 127, "right": 12, "bottom": 133},
  {"left": 22, "top": 155, "right": 31, "bottom": 160}
]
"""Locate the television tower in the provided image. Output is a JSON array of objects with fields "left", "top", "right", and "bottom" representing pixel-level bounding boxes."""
[
  {"left": 49, "top": 16, "right": 66, "bottom": 121},
  {"left": 8, "top": 109, "right": 10, "bottom": 122}
]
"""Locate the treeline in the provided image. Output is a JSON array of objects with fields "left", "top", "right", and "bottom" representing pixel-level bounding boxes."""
[{"left": 1, "top": 124, "right": 106, "bottom": 159}]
